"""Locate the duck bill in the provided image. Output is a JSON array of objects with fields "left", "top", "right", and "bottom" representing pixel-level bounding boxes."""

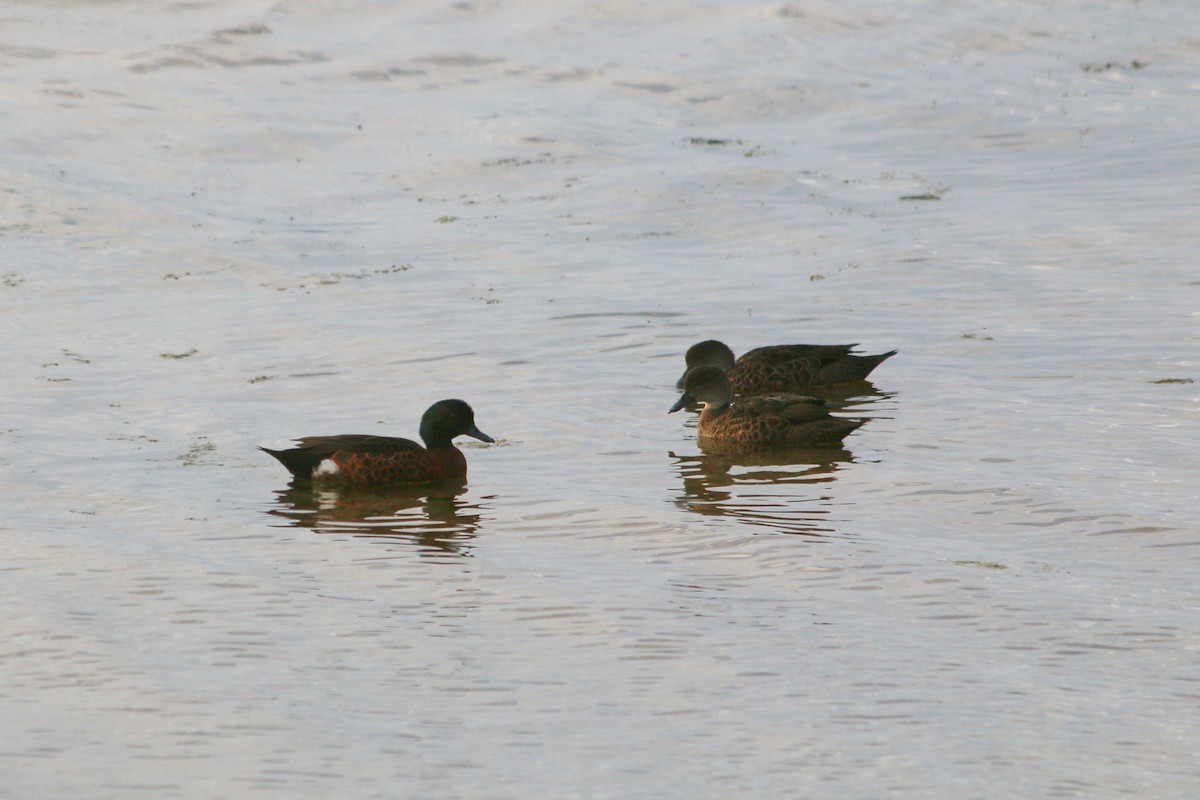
[
  {"left": 668, "top": 392, "right": 696, "bottom": 413},
  {"left": 467, "top": 425, "right": 495, "bottom": 443},
  {"left": 674, "top": 372, "right": 688, "bottom": 390}
]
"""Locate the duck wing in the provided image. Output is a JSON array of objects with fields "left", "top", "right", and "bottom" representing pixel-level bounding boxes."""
[
  {"left": 732, "top": 394, "right": 864, "bottom": 445},
  {"left": 738, "top": 344, "right": 859, "bottom": 367},
  {"left": 736, "top": 394, "right": 833, "bottom": 423},
  {"left": 259, "top": 434, "right": 426, "bottom": 481},
  {"left": 291, "top": 434, "right": 424, "bottom": 455}
]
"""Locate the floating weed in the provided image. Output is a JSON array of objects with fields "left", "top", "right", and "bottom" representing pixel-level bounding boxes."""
[
  {"left": 687, "top": 137, "right": 741, "bottom": 146},
  {"left": 471, "top": 284, "right": 500, "bottom": 305},
  {"left": 213, "top": 24, "right": 271, "bottom": 38},
  {"left": 40, "top": 349, "right": 90, "bottom": 377},
  {"left": 61, "top": 349, "right": 91, "bottom": 364},
  {"left": 261, "top": 264, "right": 412, "bottom": 292},
  {"left": 1081, "top": 60, "right": 1148, "bottom": 73},
  {"left": 177, "top": 439, "right": 217, "bottom": 466},
  {"left": 481, "top": 152, "right": 555, "bottom": 167}
]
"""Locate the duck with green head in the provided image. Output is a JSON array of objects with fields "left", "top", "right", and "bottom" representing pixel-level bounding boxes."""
[
  {"left": 260, "top": 399, "right": 494, "bottom": 486},
  {"left": 671, "top": 366, "right": 864, "bottom": 448},
  {"left": 677, "top": 339, "right": 896, "bottom": 395}
]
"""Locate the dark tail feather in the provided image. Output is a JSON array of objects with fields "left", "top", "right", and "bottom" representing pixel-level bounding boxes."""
[
  {"left": 816, "top": 349, "right": 898, "bottom": 384},
  {"left": 822, "top": 417, "right": 867, "bottom": 444},
  {"left": 786, "top": 416, "right": 866, "bottom": 447},
  {"left": 258, "top": 445, "right": 318, "bottom": 481}
]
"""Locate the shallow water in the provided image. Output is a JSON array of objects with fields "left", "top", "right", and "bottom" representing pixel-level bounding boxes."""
[{"left": 2, "top": 0, "right": 1198, "bottom": 797}]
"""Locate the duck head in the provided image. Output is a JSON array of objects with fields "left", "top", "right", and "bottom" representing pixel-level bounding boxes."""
[
  {"left": 419, "top": 399, "right": 494, "bottom": 448},
  {"left": 676, "top": 340, "right": 737, "bottom": 389},
  {"left": 669, "top": 365, "right": 734, "bottom": 413}
]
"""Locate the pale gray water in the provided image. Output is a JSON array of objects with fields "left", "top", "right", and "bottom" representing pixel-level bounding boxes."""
[{"left": 2, "top": 1, "right": 1198, "bottom": 798}]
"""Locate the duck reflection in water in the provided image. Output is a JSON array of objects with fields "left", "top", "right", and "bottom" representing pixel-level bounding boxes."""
[
  {"left": 265, "top": 481, "right": 487, "bottom": 557},
  {"left": 669, "top": 448, "right": 855, "bottom": 538}
]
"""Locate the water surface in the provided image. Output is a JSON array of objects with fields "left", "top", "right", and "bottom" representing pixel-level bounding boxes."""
[{"left": 2, "top": 1, "right": 1198, "bottom": 797}]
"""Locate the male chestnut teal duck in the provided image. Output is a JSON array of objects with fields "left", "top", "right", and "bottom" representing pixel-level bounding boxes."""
[
  {"left": 676, "top": 339, "right": 897, "bottom": 395},
  {"left": 670, "top": 366, "right": 865, "bottom": 447},
  {"left": 260, "top": 399, "right": 493, "bottom": 485}
]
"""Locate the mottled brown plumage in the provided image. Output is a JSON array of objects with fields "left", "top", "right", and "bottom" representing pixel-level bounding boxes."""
[
  {"left": 677, "top": 339, "right": 896, "bottom": 395},
  {"left": 670, "top": 366, "right": 864, "bottom": 448},
  {"left": 260, "top": 399, "right": 493, "bottom": 486}
]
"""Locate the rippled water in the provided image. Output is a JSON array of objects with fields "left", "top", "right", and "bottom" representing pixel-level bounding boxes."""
[{"left": 3, "top": 0, "right": 1198, "bottom": 797}]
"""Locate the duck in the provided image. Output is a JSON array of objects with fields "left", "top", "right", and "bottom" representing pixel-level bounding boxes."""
[
  {"left": 260, "top": 399, "right": 493, "bottom": 485},
  {"left": 676, "top": 339, "right": 896, "bottom": 395},
  {"left": 670, "top": 366, "right": 864, "bottom": 447}
]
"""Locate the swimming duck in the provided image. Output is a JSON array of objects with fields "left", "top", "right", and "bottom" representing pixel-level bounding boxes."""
[
  {"left": 260, "top": 399, "right": 493, "bottom": 485},
  {"left": 670, "top": 366, "right": 864, "bottom": 447},
  {"left": 676, "top": 339, "right": 896, "bottom": 394}
]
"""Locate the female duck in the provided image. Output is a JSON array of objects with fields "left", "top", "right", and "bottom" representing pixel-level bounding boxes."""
[
  {"left": 677, "top": 339, "right": 896, "bottom": 395},
  {"left": 670, "top": 366, "right": 864, "bottom": 448},
  {"left": 260, "top": 399, "right": 493, "bottom": 485}
]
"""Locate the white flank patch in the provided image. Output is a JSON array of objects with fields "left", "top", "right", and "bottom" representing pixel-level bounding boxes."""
[{"left": 314, "top": 458, "right": 341, "bottom": 477}]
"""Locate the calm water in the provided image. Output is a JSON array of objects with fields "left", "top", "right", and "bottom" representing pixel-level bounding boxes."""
[{"left": 3, "top": 0, "right": 1198, "bottom": 797}]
